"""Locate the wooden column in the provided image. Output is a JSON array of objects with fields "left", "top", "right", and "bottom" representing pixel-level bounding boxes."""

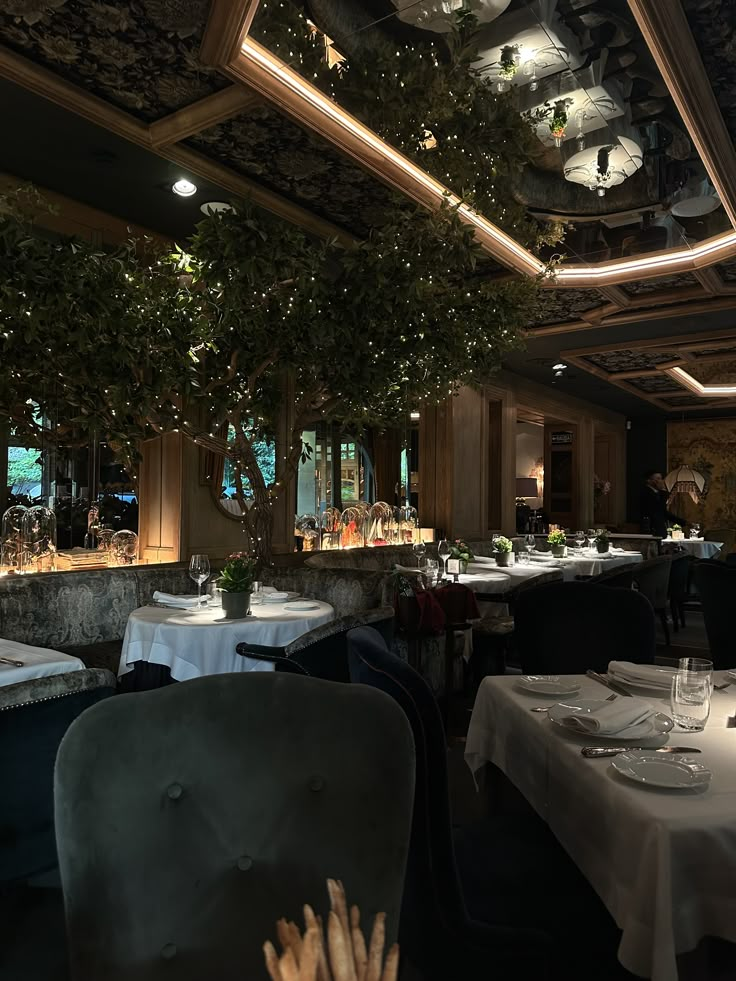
[
  {"left": 138, "top": 432, "right": 183, "bottom": 564},
  {"left": 419, "top": 401, "right": 453, "bottom": 537},
  {"left": 373, "top": 427, "right": 401, "bottom": 503},
  {"left": 578, "top": 416, "right": 596, "bottom": 529}
]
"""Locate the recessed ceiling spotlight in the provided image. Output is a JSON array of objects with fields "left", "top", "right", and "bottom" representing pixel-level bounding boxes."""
[
  {"left": 554, "top": 370, "right": 565, "bottom": 377},
  {"left": 552, "top": 362, "right": 568, "bottom": 371},
  {"left": 200, "top": 201, "right": 233, "bottom": 215},
  {"left": 172, "top": 178, "right": 197, "bottom": 197}
]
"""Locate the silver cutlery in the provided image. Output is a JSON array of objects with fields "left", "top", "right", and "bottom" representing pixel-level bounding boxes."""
[
  {"left": 0, "top": 656, "right": 24, "bottom": 667},
  {"left": 581, "top": 745, "right": 702, "bottom": 758},
  {"left": 531, "top": 693, "right": 616, "bottom": 712},
  {"left": 586, "top": 669, "right": 633, "bottom": 697}
]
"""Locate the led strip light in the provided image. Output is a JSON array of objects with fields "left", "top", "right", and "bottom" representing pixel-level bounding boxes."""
[{"left": 667, "top": 365, "right": 736, "bottom": 397}]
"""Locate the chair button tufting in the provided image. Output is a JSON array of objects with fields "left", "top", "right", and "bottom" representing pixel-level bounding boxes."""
[
  {"left": 309, "top": 775, "right": 324, "bottom": 792},
  {"left": 161, "top": 943, "right": 177, "bottom": 959},
  {"left": 237, "top": 855, "right": 253, "bottom": 872},
  {"left": 166, "top": 783, "right": 183, "bottom": 800}
]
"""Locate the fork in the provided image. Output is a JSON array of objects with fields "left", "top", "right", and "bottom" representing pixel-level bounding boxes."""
[{"left": 531, "top": 693, "right": 616, "bottom": 712}]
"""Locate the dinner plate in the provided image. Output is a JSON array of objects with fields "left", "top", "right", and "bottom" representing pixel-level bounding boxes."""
[
  {"left": 727, "top": 669, "right": 736, "bottom": 683},
  {"left": 611, "top": 751, "right": 711, "bottom": 789},
  {"left": 282, "top": 601, "right": 320, "bottom": 612},
  {"left": 548, "top": 698, "right": 674, "bottom": 741},
  {"left": 516, "top": 676, "right": 582, "bottom": 697}
]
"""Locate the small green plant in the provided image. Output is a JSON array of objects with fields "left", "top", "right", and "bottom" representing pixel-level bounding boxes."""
[
  {"left": 547, "top": 530, "right": 567, "bottom": 547},
  {"left": 449, "top": 539, "right": 474, "bottom": 563},
  {"left": 498, "top": 45, "right": 520, "bottom": 79},
  {"left": 594, "top": 530, "right": 609, "bottom": 545},
  {"left": 672, "top": 524, "right": 682, "bottom": 532},
  {"left": 217, "top": 552, "right": 257, "bottom": 592},
  {"left": 494, "top": 536, "right": 513, "bottom": 553}
]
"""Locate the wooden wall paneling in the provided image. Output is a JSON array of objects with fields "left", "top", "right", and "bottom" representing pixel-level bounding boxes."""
[
  {"left": 148, "top": 86, "right": 261, "bottom": 147},
  {"left": 138, "top": 432, "right": 182, "bottom": 564},
  {"left": 418, "top": 402, "right": 453, "bottom": 536},
  {"left": 594, "top": 432, "right": 611, "bottom": 525},
  {"left": 451, "top": 386, "right": 486, "bottom": 539},
  {"left": 373, "top": 428, "right": 402, "bottom": 503},
  {"left": 487, "top": 399, "right": 503, "bottom": 532}
]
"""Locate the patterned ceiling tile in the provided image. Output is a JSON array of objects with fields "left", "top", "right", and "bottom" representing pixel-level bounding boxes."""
[
  {"left": 0, "top": 0, "right": 226, "bottom": 122},
  {"left": 530, "top": 288, "right": 604, "bottom": 327},
  {"left": 688, "top": 359, "right": 736, "bottom": 385},
  {"left": 627, "top": 375, "right": 683, "bottom": 394},
  {"left": 620, "top": 272, "right": 700, "bottom": 298},
  {"left": 716, "top": 258, "right": 736, "bottom": 283},
  {"left": 690, "top": 343, "right": 736, "bottom": 357},
  {"left": 660, "top": 394, "right": 716, "bottom": 407},
  {"left": 683, "top": 0, "right": 736, "bottom": 145},
  {"left": 187, "top": 107, "right": 402, "bottom": 236},
  {"left": 583, "top": 350, "right": 679, "bottom": 374}
]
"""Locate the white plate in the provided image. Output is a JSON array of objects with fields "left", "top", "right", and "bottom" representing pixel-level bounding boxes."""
[
  {"left": 548, "top": 698, "right": 674, "bottom": 741},
  {"left": 612, "top": 751, "right": 711, "bottom": 789},
  {"left": 283, "top": 601, "right": 320, "bottom": 612},
  {"left": 516, "top": 676, "right": 582, "bottom": 697},
  {"left": 263, "top": 591, "right": 291, "bottom": 602}
]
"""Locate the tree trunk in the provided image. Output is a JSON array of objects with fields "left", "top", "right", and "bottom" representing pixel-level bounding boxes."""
[{"left": 246, "top": 485, "right": 273, "bottom": 567}]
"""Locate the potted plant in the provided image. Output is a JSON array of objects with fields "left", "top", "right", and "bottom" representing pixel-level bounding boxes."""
[
  {"left": 217, "top": 551, "right": 258, "bottom": 619},
  {"left": 547, "top": 530, "right": 567, "bottom": 558},
  {"left": 494, "top": 535, "right": 514, "bottom": 567},
  {"left": 671, "top": 523, "right": 684, "bottom": 541},
  {"left": 499, "top": 44, "right": 520, "bottom": 80},
  {"left": 594, "top": 530, "right": 610, "bottom": 554},
  {"left": 548, "top": 99, "right": 571, "bottom": 147},
  {"left": 449, "top": 539, "right": 474, "bottom": 574}
]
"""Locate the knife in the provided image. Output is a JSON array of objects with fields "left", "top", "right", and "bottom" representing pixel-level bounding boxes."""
[
  {"left": 586, "top": 669, "right": 632, "bottom": 697},
  {"left": 581, "top": 746, "right": 702, "bottom": 758},
  {"left": 0, "top": 656, "right": 24, "bottom": 667}
]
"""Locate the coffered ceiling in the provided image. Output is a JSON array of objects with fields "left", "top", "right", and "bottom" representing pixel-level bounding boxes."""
[{"left": 3, "top": 0, "right": 736, "bottom": 414}]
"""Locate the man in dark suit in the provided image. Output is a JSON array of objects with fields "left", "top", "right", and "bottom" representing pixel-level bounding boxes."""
[{"left": 640, "top": 470, "right": 685, "bottom": 538}]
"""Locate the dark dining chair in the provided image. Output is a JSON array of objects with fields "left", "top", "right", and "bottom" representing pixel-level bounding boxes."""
[
  {"left": 515, "top": 581, "right": 656, "bottom": 675},
  {"left": 347, "top": 626, "right": 551, "bottom": 980},
  {"left": 587, "top": 565, "right": 635, "bottom": 589},
  {"left": 235, "top": 606, "right": 394, "bottom": 681},
  {"left": 695, "top": 560, "right": 736, "bottom": 669},
  {"left": 55, "top": 672, "right": 415, "bottom": 981},
  {"left": 667, "top": 554, "right": 692, "bottom": 632},
  {"left": 632, "top": 556, "right": 673, "bottom": 645}
]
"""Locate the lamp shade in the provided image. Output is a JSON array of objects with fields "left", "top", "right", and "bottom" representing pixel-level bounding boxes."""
[
  {"left": 516, "top": 477, "right": 539, "bottom": 498},
  {"left": 664, "top": 466, "right": 706, "bottom": 504}
]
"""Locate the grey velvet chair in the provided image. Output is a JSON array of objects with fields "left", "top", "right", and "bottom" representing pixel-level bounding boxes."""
[
  {"left": 0, "top": 668, "right": 116, "bottom": 884},
  {"left": 55, "top": 672, "right": 415, "bottom": 981}
]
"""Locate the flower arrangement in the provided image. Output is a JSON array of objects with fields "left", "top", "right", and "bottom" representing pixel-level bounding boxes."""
[
  {"left": 494, "top": 536, "right": 513, "bottom": 553},
  {"left": 548, "top": 99, "right": 571, "bottom": 147},
  {"left": 217, "top": 552, "right": 257, "bottom": 593},
  {"left": 547, "top": 530, "right": 567, "bottom": 547},
  {"left": 594, "top": 529, "right": 609, "bottom": 553},
  {"left": 449, "top": 539, "right": 474, "bottom": 563},
  {"left": 499, "top": 44, "right": 520, "bottom": 79}
]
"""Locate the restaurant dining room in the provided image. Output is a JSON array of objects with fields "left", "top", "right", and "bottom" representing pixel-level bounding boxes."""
[{"left": 4, "top": 0, "right": 736, "bottom": 979}]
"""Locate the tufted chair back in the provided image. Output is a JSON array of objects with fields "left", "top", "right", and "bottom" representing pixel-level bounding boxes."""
[
  {"left": 55, "top": 672, "right": 415, "bottom": 981},
  {"left": 305, "top": 545, "right": 420, "bottom": 571}
]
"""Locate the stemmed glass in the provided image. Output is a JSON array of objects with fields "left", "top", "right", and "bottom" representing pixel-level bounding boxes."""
[
  {"left": 525, "top": 533, "right": 536, "bottom": 558},
  {"left": 574, "top": 530, "right": 586, "bottom": 553},
  {"left": 412, "top": 540, "right": 426, "bottom": 567},
  {"left": 586, "top": 529, "right": 596, "bottom": 553},
  {"left": 189, "top": 554, "right": 210, "bottom": 609},
  {"left": 438, "top": 539, "right": 451, "bottom": 579}
]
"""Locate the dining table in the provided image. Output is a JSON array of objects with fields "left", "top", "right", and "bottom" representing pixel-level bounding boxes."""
[
  {"left": 454, "top": 561, "right": 564, "bottom": 616},
  {"left": 527, "top": 547, "right": 643, "bottom": 581},
  {"left": 465, "top": 671, "right": 736, "bottom": 981},
  {"left": 118, "top": 597, "right": 335, "bottom": 682},
  {"left": 661, "top": 538, "right": 723, "bottom": 560},
  {"left": 0, "top": 637, "right": 84, "bottom": 687}
]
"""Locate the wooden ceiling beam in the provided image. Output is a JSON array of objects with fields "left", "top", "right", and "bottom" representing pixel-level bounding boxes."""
[
  {"left": 529, "top": 295, "right": 736, "bottom": 337},
  {"left": 149, "top": 85, "right": 261, "bottom": 148},
  {"left": 200, "top": 0, "right": 260, "bottom": 68},
  {"left": 628, "top": 0, "right": 736, "bottom": 228},
  {"left": 695, "top": 267, "right": 725, "bottom": 294},
  {"left": 597, "top": 286, "right": 630, "bottom": 307}
]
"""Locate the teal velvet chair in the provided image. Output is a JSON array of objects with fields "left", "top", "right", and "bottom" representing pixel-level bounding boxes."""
[{"left": 55, "top": 672, "right": 415, "bottom": 980}]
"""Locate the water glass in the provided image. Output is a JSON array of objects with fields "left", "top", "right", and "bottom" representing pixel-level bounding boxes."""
[
  {"left": 525, "top": 533, "right": 536, "bottom": 556},
  {"left": 574, "top": 530, "right": 586, "bottom": 552},
  {"left": 251, "top": 580, "right": 263, "bottom": 606},
  {"left": 670, "top": 657, "right": 713, "bottom": 731},
  {"left": 422, "top": 558, "right": 439, "bottom": 585},
  {"left": 189, "top": 554, "right": 210, "bottom": 608},
  {"left": 206, "top": 580, "right": 221, "bottom": 607},
  {"left": 517, "top": 551, "right": 530, "bottom": 566},
  {"left": 438, "top": 539, "right": 450, "bottom": 578}
]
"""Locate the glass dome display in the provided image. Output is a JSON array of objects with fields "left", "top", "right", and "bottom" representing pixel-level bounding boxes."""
[
  {"left": 395, "top": 504, "right": 419, "bottom": 544},
  {"left": 366, "top": 502, "right": 396, "bottom": 546},
  {"left": 110, "top": 529, "right": 139, "bottom": 566},
  {"left": 320, "top": 507, "right": 343, "bottom": 550},
  {"left": 21, "top": 505, "right": 57, "bottom": 572},
  {"left": 340, "top": 506, "right": 367, "bottom": 549},
  {"left": 295, "top": 513, "right": 320, "bottom": 552},
  {"left": 1, "top": 505, "right": 27, "bottom": 571}
]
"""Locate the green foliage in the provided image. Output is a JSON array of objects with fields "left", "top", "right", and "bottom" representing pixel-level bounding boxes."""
[
  {"left": 494, "top": 535, "right": 513, "bottom": 553},
  {"left": 217, "top": 551, "right": 258, "bottom": 592},
  {"left": 547, "top": 530, "right": 567, "bottom": 546},
  {"left": 594, "top": 529, "right": 609, "bottom": 544},
  {"left": 7, "top": 446, "right": 41, "bottom": 495},
  {"left": 449, "top": 538, "right": 474, "bottom": 562}
]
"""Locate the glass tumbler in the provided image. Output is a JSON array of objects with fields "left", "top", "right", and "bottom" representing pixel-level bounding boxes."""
[{"left": 670, "top": 657, "right": 713, "bottom": 731}]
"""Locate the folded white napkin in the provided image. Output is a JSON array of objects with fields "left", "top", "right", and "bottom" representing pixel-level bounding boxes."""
[
  {"left": 152, "top": 591, "right": 208, "bottom": 609},
  {"left": 608, "top": 660, "right": 675, "bottom": 690},
  {"left": 560, "top": 696, "right": 655, "bottom": 735},
  {"left": 264, "top": 591, "right": 289, "bottom": 602},
  {"left": 261, "top": 586, "right": 277, "bottom": 594}
]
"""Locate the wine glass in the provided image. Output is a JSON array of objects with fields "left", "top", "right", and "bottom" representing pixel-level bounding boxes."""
[
  {"left": 189, "top": 554, "right": 210, "bottom": 609},
  {"left": 412, "top": 540, "right": 427, "bottom": 567},
  {"left": 586, "top": 528, "right": 596, "bottom": 553},
  {"left": 438, "top": 539, "right": 451, "bottom": 579},
  {"left": 574, "top": 530, "right": 586, "bottom": 553},
  {"left": 525, "top": 533, "right": 536, "bottom": 557}
]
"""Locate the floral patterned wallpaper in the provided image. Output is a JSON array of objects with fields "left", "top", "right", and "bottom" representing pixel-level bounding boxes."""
[
  {"left": 583, "top": 350, "right": 678, "bottom": 374},
  {"left": 528, "top": 287, "right": 605, "bottom": 327},
  {"left": 683, "top": 0, "right": 736, "bottom": 145},
  {"left": 668, "top": 418, "right": 736, "bottom": 529},
  {"left": 0, "top": 0, "right": 226, "bottom": 122}
]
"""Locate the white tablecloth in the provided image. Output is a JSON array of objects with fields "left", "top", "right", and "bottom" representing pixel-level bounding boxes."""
[
  {"left": 529, "top": 549, "right": 642, "bottom": 581},
  {"left": 465, "top": 673, "right": 736, "bottom": 981},
  {"left": 119, "top": 600, "right": 335, "bottom": 681},
  {"left": 458, "top": 564, "right": 564, "bottom": 616},
  {"left": 662, "top": 539, "right": 723, "bottom": 559},
  {"left": 0, "top": 638, "right": 84, "bottom": 687}
]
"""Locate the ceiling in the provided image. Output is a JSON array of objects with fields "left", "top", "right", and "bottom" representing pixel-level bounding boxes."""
[{"left": 2, "top": 0, "right": 736, "bottom": 418}]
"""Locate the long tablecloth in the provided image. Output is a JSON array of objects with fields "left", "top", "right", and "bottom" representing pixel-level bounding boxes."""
[
  {"left": 119, "top": 600, "right": 335, "bottom": 681},
  {"left": 0, "top": 638, "right": 84, "bottom": 687},
  {"left": 465, "top": 673, "right": 736, "bottom": 981},
  {"left": 529, "top": 549, "right": 642, "bottom": 581},
  {"left": 661, "top": 539, "right": 723, "bottom": 559}
]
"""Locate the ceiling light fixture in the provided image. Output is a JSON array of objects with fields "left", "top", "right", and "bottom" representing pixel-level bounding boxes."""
[
  {"left": 552, "top": 362, "right": 567, "bottom": 370},
  {"left": 200, "top": 201, "right": 233, "bottom": 215},
  {"left": 410, "top": 410, "right": 421, "bottom": 420},
  {"left": 172, "top": 179, "right": 197, "bottom": 197}
]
